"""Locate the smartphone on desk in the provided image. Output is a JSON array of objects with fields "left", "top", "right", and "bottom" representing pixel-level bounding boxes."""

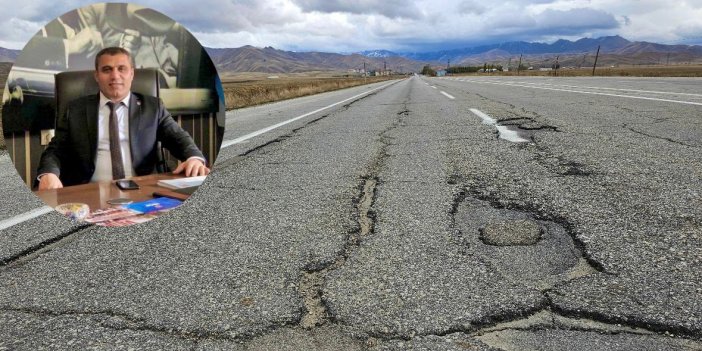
[{"left": 116, "top": 180, "right": 140, "bottom": 190}]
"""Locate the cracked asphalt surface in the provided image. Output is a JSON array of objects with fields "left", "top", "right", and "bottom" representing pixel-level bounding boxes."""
[{"left": 1, "top": 76, "right": 701, "bottom": 350}]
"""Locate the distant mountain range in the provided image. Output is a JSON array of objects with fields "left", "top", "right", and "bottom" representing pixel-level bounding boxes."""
[
  {"left": 205, "top": 45, "right": 422, "bottom": 74},
  {"left": 2, "top": 36, "right": 701, "bottom": 73},
  {"left": 359, "top": 36, "right": 633, "bottom": 59},
  {"left": 357, "top": 36, "right": 702, "bottom": 67},
  {"left": 0, "top": 47, "right": 18, "bottom": 62}
]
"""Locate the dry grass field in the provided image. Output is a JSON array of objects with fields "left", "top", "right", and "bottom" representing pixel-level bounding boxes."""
[
  {"left": 461, "top": 64, "right": 702, "bottom": 77},
  {"left": 221, "top": 74, "right": 399, "bottom": 109}
]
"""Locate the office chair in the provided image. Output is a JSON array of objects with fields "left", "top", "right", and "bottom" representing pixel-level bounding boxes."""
[{"left": 54, "top": 68, "right": 170, "bottom": 173}]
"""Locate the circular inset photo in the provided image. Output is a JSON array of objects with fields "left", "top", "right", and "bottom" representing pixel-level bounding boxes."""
[{"left": 1, "top": 3, "right": 225, "bottom": 226}]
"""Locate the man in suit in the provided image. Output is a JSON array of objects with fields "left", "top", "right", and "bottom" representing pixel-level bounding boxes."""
[{"left": 37, "top": 46, "right": 209, "bottom": 190}]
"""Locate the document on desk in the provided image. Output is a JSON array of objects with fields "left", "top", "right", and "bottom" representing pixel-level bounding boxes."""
[
  {"left": 157, "top": 176, "right": 206, "bottom": 190},
  {"left": 122, "top": 197, "right": 183, "bottom": 214},
  {"left": 85, "top": 197, "right": 183, "bottom": 226}
]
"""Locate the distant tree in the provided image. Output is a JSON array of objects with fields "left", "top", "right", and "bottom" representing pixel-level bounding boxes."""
[
  {"left": 421, "top": 65, "right": 436, "bottom": 76},
  {"left": 447, "top": 66, "right": 480, "bottom": 74}
]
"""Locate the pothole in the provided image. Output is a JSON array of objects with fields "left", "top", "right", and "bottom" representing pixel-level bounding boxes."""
[
  {"left": 470, "top": 108, "right": 531, "bottom": 143},
  {"left": 454, "top": 197, "right": 597, "bottom": 289},
  {"left": 495, "top": 125, "right": 531, "bottom": 143},
  {"left": 480, "top": 219, "right": 542, "bottom": 246}
]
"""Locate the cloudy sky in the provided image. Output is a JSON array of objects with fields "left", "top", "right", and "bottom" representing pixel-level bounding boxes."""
[{"left": 1, "top": 0, "right": 701, "bottom": 52}]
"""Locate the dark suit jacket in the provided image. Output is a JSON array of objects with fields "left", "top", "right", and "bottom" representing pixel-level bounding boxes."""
[{"left": 38, "top": 92, "right": 204, "bottom": 186}]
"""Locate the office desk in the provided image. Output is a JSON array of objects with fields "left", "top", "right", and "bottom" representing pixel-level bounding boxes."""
[{"left": 34, "top": 174, "right": 190, "bottom": 211}]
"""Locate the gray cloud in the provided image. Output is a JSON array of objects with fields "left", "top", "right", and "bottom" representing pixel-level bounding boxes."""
[
  {"left": 291, "top": 0, "right": 423, "bottom": 19},
  {"left": 622, "top": 15, "right": 631, "bottom": 26},
  {"left": 469, "top": 7, "right": 619, "bottom": 42},
  {"left": 137, "top": 0, "right": 305, "bottom": 32},
  {"left": 534, "top": 8, "right": 619, "bottom": 34},
  {"left": 457, "top": 0, "right": 486, "bottom": 15},
  {"left": 0, "top": 0, "right": 698, "bottom": 52}
]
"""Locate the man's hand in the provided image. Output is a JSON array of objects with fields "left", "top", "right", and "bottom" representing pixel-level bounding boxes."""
[
  {"left": 173, "top": 158, "right": 210, "bottom": 177},
  {"left": 38, "top": 173, "right": 64, "bottom": 190}
]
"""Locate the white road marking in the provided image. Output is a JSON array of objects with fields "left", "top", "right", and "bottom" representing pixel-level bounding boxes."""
[
  {"left": 469, "top": 108, "right": 530, "bottom": 143},
  {"left": 220, "top": 80, "right": 399, "bottom": 148},
  {"left": 499, "top": 80, "right": 702, "bottom": 98},
  {"left": 441, "top": 91, "right": 455, "bottom": 99},
  {"left": 470, "top": 108, "right": 497, "bottom": 124},
  {"left": 431, "top": 86, "right": 437, "bottom": 89},
  {"left": 457, "top": 79, "right": 702, "bottom": 106},
  {"left": 0, "top": 206, "right": 53, "bottom": 231}
]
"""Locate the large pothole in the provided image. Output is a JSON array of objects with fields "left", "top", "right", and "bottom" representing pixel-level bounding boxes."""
[
  {"left": 455, "top": 197, "right": 597, "bottom": 290},
  {"left": 480, "top": 219, "right": 542, "bottom": 246}
]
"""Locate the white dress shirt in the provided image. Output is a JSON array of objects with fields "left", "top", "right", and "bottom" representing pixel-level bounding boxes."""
[{"left": 91, "top": 92, "right": 135, "bottom": 182}]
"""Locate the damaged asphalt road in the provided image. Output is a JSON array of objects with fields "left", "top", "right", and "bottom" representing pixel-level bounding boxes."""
[{"left": 1, "top": 76, "right": 701, "bottom": 350}]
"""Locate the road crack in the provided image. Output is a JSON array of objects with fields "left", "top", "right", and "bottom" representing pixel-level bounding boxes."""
[
  {"left": 0, "top": 306, "right": 209, "bottom": 342},
  {"left": 531, "top": 145, "right": 595, "bottom": 177},
  {"left": 297, "top": 97, "right": 409, "bottom": 330},
  {"left": 625, "top": 125, "right": 697, "bottom": 148},
  {"left": 1, "top": 305, "right": 301, "bottom": 344},
  {"left": 0, "top": 224, "right": 93, "bottom": 270}
]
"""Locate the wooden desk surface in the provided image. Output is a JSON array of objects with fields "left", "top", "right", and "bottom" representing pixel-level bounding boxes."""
[{"left": 34, "top": 174, "right": 188, "bottom": 211}]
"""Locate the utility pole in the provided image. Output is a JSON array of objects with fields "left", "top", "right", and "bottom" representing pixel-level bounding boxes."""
[
  {"left": 579, "top": 53, "right": 587, "bottom": 69},
  {"left": 507, "top": 58, "right": 512, "bottom": 73},
  {"left": 363, "top": 62, "right": 366, "bottom": 77},
  {"left": 592, "top": 45, "right": 600, "bottom": 76},
  {"left": 517, "top": 54, "right": 523, "bottom": 76},
  {"left": 384, "top": 60, "right": 387, "bottom": 74},
  {"left": 666, "top": 52, "right": 671, "bottom": 65}
]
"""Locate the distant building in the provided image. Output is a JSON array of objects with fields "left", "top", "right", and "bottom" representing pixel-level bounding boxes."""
[{"left": 436, "top": 69, "right": 447, "bottom": 77}]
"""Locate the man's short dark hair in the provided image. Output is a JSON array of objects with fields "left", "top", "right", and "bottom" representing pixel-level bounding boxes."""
[{"left": 94, "top": 47, "right": 134, "bottom": 70}]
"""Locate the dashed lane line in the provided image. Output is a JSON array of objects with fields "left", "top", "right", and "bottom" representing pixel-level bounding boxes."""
[{"left": 440, "top": 91, "right": 455, "bottom": 99}]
